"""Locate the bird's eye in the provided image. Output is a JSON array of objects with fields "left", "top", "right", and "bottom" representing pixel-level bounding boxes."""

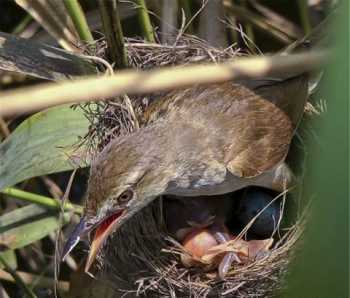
[{"left": 118, "top": 189, "right": 133, "bottom": 203}]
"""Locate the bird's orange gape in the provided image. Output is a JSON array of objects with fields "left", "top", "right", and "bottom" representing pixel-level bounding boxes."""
[{"left": 85, "top": 209, "right": 126, "bottom": 274}]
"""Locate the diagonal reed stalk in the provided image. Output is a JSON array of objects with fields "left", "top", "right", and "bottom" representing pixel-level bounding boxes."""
[{"left": 63, "top": 0, "right": 94, "bottom": 43}]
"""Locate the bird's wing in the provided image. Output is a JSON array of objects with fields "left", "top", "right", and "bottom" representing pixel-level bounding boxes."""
[
  {"left": 245, "top": 75, "right": 308, "bottom": 128},
  {"left": 157, "top": 78, "right": 307, "bottom": 178}
]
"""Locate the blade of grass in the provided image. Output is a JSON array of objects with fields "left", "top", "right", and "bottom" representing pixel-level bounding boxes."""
[
  {"left": 179, "top": 0, "right": 193, "bottom": 34},
  {"left": 1, "top": 187, "right": 83, "bottom": 214},
  {"left": 12, "top": 14, "right": 33, "bottom": 35},
  {"left": 135, "top": 0, "right": 155, "bottom": 42},
  {"left": 0, "top": 204, "right": 72, "bottom": 250},
  {"left": 63, "top": 0, "right": 94, "bottom": 43},
  {"left": 98, "top": 0, "right": 128, "bottom": 68},
  {"left": 238, "top": 0, "right": 255, "bottom": 43},
  {"left": 0, "top": 50, "right": 327, "bottom": 117},
  {"left": 0, "top": 255, "right": 37, "bottom": 298}
]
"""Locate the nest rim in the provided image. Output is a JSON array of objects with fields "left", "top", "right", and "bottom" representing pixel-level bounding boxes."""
[{"left": 77, "top": 35, "right": 307, "bottom": 298}]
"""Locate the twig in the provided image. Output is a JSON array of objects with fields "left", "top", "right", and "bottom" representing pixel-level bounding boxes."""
[
  {"left": 0, "top": 50, "right": 327, "bottom": 117},
  {"left": 54, "top": 169, "right": 77, "bottom": 296},
  {"left": 63, "top": 0, "right": 94, "bottom": 43},
  {"left": 98, "top": 0, "right": 128, "bottom": 68},
  {"left": 179, "top": 0, "right": 193, "bottom": 34},
  {"left": 1, "top": 187, "right": 83, "bottom": 214},
  {"left": 135, "top": 0, "right": 156, "bottom": 42}
]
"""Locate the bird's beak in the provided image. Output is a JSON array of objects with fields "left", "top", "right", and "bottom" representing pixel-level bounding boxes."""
[
  {"left": 84, "top": 208, "right": 126, "bottom": 274},
  {"left": 61, "top": 208, "right": 127, "bottom": 275},
  {"left": 61, "top": 216, "right": 91, "bottom": 262}
]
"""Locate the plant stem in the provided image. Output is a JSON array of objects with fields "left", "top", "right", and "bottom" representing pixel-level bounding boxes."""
[
  {"left": 297, "top": 0, "right": 311, "bottom": 35},
  {"left": 239, "top": 0, "right": 255, "bottom": 43},
  {"left": 12, "top": 14, "right": 33, "bottom": 35},
  {"left": 98, "top": 0, "right": 128, "bottom": 68},
  {"left": 135, "top": 0, "right": 155, "bottom": 42},
  {"left": 1, "top": 187, "right": 83, "bottom": 214},
  {"left": 0, "top": 50, "right": 327, "bottom": 117},
  {"left": 0, "top": 255, "right": 37, "bottom": 298},
  {"left": 63, "top": 0, "right": 94, "bottom": 43},
  {"left": 179, "top": 0, "right": 193, "bottom": 34}
]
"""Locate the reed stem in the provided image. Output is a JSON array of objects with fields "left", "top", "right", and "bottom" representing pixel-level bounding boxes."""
[
  {"left": 63, "top": 0, "right": 94, "bottom": 43},
  {"left": 135, "top": 0, "right": 155, "bottom": 42},
  {"left": 98, "top": 0, "right": 128, "bottom": 68},
  {"left": 1, "top": 187, "right": 83, "bottom": 214}
]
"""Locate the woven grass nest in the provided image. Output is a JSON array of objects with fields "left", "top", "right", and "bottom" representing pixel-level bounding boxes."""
[{"left": 78, "top": 35, "right": 308, "bottom": 298}]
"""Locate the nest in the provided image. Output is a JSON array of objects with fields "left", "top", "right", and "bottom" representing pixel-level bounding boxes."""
[{"left": 79, "top": 35, "right": 307, "bottom": 298}]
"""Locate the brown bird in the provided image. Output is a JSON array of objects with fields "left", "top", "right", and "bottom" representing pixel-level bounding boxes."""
[{"left": 62, "top": 74, "right": 308, "bottom": 274}]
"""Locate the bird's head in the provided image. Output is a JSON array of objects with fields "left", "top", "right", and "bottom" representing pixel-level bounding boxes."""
[{"left": 62, "top": 127, "right": 174, "bottom": 273}]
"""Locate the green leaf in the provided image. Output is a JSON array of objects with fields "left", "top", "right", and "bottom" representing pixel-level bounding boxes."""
[
  {"left": 0, "top": 250, "right": 17, "bottom": 270},
  {"left": 0, "top": 105, "right": 90, "bottom": 190},
  {"left": 0, "top": 204, "right": 70, "bottom": 251}
]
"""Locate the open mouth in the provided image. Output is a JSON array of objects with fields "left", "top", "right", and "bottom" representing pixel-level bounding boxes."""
[{"left": 85, "top": 209, "right": 126, "bottom": 273}]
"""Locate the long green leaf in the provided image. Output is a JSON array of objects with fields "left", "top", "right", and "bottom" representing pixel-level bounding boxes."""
[
  {"left": 0, "top": 105, "right": 90, "bottom": 190},
  {"left": 0, "top": 250, "right": 17, "bottom": 270},
  {"left": 0, "top": 204, "right": 70, "bottom": 251}
]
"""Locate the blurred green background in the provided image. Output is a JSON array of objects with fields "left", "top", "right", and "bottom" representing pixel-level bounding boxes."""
[{"left": 287, "top": 1, "right": 348, "bottom": 297}]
